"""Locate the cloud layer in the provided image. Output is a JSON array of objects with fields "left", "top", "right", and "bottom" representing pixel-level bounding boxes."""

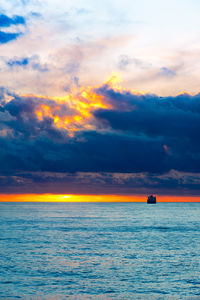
[
  {"left": 1, "top": 0, "right": 200, "bottom": 195},
  {"left": 1, "top": 78, "right": 200, "bottom": 194}
]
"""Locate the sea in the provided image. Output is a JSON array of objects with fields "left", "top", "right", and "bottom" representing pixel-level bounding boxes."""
[{"left": 0, "top": 202, "right": 200, "bottom": 300}]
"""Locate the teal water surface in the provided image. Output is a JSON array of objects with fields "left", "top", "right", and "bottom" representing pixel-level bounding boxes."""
[{"left": 0, "top": 202, "right": 200, "bottom": 299}]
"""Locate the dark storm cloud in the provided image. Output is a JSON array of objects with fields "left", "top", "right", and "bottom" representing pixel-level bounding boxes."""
[
  {"left": 94, "top": 86, "right": 200, "bottom": 174},
  {"left": 1, "top": 85, "right": 200, "bottom": 193},
  {"left": 0, "top": 94, "right": 73, "bottom": 142},
  {"left": 0, "top": 92, "right": 165, "bottom": 174},
  {"left": 95, "top": 92, "right": 200, "bottom": 141},
  {"left": 1, "top": 170, "right": 200, "bottom": 195},
  {"left": 0, "top": 130, "right": 166, "bottom": 174}
]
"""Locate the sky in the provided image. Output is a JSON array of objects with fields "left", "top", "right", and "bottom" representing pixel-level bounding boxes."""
[{"left": 1, "top": 0, "right": 200, "bottom": 199}]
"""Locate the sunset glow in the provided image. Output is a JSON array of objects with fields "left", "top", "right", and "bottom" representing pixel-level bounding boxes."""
[
  {"left": 18, "top": 73, "right": 198, "bottom": 139},
  {"left": 1, "top": 1, "right": 200, "bottom": 199},
  {"left": 1, "top": 1, "right": 200, "bottom": 298},
  {"left": 23, "top": 75, "right": 117, "bottom": 136},
  {"left": 1, "top": 194, "right": 200, "bottom": 202}
]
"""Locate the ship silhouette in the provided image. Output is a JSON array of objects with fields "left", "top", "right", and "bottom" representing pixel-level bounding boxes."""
[{"left": 147, "top": 195, "right": 156, "bottom": 204}]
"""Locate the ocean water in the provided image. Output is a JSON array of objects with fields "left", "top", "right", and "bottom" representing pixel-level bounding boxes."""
[{"left": 0, "top": 202, "right": 200, "bottom": 300}]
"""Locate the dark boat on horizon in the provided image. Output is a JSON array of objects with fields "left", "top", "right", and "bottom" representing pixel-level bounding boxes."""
[{"left": 147, "top": 195, "right": 156, "bottom": 204}]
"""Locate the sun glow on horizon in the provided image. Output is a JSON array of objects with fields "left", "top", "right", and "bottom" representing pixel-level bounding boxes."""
[{"left": 0, "top": 194, "right": 200, "bottom": 202}]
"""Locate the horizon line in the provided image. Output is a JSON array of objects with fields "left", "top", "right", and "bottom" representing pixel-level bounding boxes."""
[{"left": 0, "top": 194, "right": 200, "bottom": 202}]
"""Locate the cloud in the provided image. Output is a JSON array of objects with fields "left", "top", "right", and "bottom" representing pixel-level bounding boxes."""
[
  {"left": 7, "top": 55, "right": 48, "bottom": 71},
  {"left": 117, "top": 55, "right": 151, "bottom": 71},
  {"left": 158, "top": 67, "right": 176, "bottom": 78},
  {"left": 0, "top": 83, "right": 165, "bottom": 175},
  {"left": 0, "top": 14, "right": 25, "bottom": 27},
  {"left": 118, "top": 55, "right": 132, "bottom": 70},
  {"left": 1, "top": 79, "right": 200, "bottom": 193},
  {"left": 0, "top": 31, "right": 22, "bottom": 44},
  {"left": 0, "top": 14, "right": 26, "bottom": 44},
  {"left": 7, "top": 57, "right": 29, "bottom": 67},
  {"left": 1, "top": 170, "right": 200, "bottom": 195},
  {"left": 94, "top": 87, "right": 200, "bottom": 174}
]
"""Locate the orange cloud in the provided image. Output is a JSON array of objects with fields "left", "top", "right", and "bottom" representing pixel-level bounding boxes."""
[
  {"left": 22, "top": 73, "right": 125, "bottom": 136},
  {"left": 20, "top": 73, "right": 197, "bottom": 138}
]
